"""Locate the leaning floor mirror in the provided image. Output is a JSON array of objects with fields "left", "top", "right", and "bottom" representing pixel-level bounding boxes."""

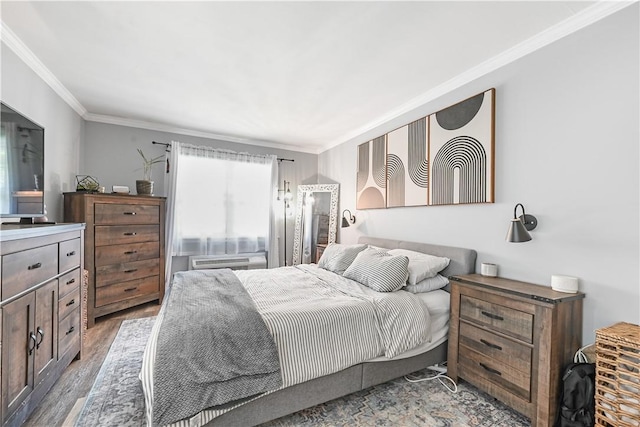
[{"left": 292, "top": 184, "right": 339, "bottom": 265}]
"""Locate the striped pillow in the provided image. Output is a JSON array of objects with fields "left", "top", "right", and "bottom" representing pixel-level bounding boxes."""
[
  {"left": 317, "top": 243, "right": 367, "bottom": 274},
  {"left": 343, "top": 248, "right": 409, "bottom": 292}
]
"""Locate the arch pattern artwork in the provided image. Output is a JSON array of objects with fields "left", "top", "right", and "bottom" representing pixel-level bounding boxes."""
[
  {"left": 356, "top": 136, "right": 386, "bottom": 209},
  {"left": 355, "top": 88, "right": 494, "bottom": 209}
]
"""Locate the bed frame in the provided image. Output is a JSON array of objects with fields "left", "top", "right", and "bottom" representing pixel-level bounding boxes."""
[{"left": 207, "top": 237, "right": 477, "bottom": 426}]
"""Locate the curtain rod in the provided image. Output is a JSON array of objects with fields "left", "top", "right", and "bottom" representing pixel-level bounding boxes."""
[{"left": 152, "top": 141, "right": 294, "bottom": 162}]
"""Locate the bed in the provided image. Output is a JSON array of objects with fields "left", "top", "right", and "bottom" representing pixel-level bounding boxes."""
[{"left": 140, "top": 236, "right": 477, "bottom": 427}]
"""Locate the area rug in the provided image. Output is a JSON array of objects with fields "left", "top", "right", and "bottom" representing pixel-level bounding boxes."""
[{"left": 75, "top": 317, "right": 530, "bottom": 427}]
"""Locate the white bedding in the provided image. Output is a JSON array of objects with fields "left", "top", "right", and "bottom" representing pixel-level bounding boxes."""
[{"left": 140, "top": 264, "right": 446, "bottom": 427}]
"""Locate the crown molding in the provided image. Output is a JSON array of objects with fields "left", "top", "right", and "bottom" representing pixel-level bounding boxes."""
[
  {"left": 1, "top": 21, "right": 87, "bottom": 117},
  {"left": 320, "top": 1, "right": 636, "bottom": 153},
  {"left": 83, "top": 113, "right": 320, "bottom": 154}
]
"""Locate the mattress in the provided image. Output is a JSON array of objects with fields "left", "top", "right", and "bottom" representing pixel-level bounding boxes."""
[{"left": 141, "top": 264, "right": 440, "bottom": 426}]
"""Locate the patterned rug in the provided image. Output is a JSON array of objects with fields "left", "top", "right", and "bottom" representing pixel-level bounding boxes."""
[{"left": 75, "top": 317, "right": 530, "bottom": 427}]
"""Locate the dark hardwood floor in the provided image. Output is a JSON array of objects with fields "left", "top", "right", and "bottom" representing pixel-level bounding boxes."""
[{"left": 24, "top": 302, "right": 161, "bottom": 427}]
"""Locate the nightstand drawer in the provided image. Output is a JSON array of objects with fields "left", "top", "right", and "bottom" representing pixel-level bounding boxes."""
[
  {"left": 459, "top": 346, "right": 531, "bottom": 400},
  {"left": 95, "top": 203, "right": 160, "bottom": 225},
  {"left": 95, "top": 225, "right": 159, "bottom": 246},
  {"left": 58, "top": 307, "right": 80, "bottom": 358},
  {"left": 460, "top": 295, "right": 533, "bottom": 343},
  {"left": 95, "top": 241, "right": 160, "bottom": 267},
  {"left": 95, "top": 258, "right": 160, "bottom": 287},
  {"left": 459, "top": 322, "right": 532, "bottom": 374},
  {"left": 95, "top": 276, "right": 159, "bottom": 307},
  {"left": 58, "top": 268, "right": 81, "bottom": 298}
]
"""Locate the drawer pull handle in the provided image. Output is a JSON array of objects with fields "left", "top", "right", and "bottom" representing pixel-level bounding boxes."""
[
  {"left": 481, "top": 311, "right": 504, "bottom": 321},
  {"left": 36, "top": 327, "right": 45, "bottom": 349},
  {"left": 124, "top": 250, "right": 138, "bottom": 255},
  {"left": 66, "top": 278, "right": 76, "bottom": 285},
  {"left": 29, "top": 332, "right": 37, "bottom": 355},
  {"left": 124, "top": 269, "right": 138, "bottom": 273},
  {"left": 66, "top": 326, "right": 75, "bottom": 336},
  {"left": 480, "top": 339, "right": 503, "bottom": 351},
  {"left": 480, "top": 363, "right": 502, "bottom": 376},
  {"left": 124, "top": 287, "right": 137, "bottom": 292},
  {"left": 123, "top": 212, "right": 137, "bottom": 215},
  {"left": 124, "top": 232, "right": 137, "bottom": 236},
  {"left": 28, "top": 262, "right": 42, "bottom": 270},
  {"left": 66, "top": 299, "right": 76, "bottom": 307},
  {"left": 66, "top": 250, "right": 76, "bottom": 257}
]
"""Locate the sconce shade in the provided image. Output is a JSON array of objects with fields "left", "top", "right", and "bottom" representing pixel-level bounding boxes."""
[
  {"left": 506, "top": 203, "right": 537, "bottom": 243},
  {"left": 341, "top": 209, "right": 355, "bottom": 228},
  {"left": 506, "top": 218, "right": 532, "bottom": 242}
]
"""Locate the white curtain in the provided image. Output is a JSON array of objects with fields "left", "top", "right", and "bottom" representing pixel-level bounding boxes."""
[{"left": 164, "top": 141, "right": 278, "bottom": 288}]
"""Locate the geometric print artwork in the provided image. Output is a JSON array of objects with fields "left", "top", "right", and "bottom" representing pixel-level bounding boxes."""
[
  {"left": 429, "top": 88, "right": 495, "bottom": 205},
  {"left": 386, "top": 118, "right": 428, "bottom": 207},
  {"left": 355, "top": 88, "right": 495, "bottom": 209},
  {"left": 356, "top": 136, "right": 387, "bottom": 209}
]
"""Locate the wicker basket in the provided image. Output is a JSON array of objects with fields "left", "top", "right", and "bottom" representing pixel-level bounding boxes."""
[
  {"left": 82, "top": 269, "right": 89, "bottom": 341},
  {"left": 595, "top": 322, "right": 640, "bottom": 426}
]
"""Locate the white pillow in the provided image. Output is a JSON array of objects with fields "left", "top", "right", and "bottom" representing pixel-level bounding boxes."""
[
  {"left": 387, "top": 249, "right": 450, "bottom": 285},
  {"left": 343, "top": 248, "right": 409, "bottom": 292},
  {"left": 404, "top": 274, "right": 449, "bottom": 293},
  {"left": 317, "top": 243, "right": 367, "bottom": 274}
]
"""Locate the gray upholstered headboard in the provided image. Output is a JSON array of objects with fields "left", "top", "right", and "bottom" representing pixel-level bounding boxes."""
[{"left": 357, "top": 236, "right": 477, "bottom": 278}]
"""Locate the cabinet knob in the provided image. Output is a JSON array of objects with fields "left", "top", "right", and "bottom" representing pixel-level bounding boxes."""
[
  {"left": 65, "top": 326, "right": 75, "bottom": 336},
  {"left": 66, "top": 299, "right": 76, "bottom": 307},
  {"left": 124, "top": 250, "right": 138, "bottom": 255},
  {"left": 66, "top": 251, "right": 76, "bottom": 257},
  {"left": 66, "top": 278, "right": 76, "bottom": 285},
  {"left": 123, "top": 212, "right": 137, "bottom": 215},
  {"left": 124, "top": 232, "right": 137, "bottom": 236}
]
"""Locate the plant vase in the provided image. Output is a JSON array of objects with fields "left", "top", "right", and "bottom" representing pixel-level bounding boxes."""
[{"left": 136, "top": 180, "right": 154, "bottom": 195}]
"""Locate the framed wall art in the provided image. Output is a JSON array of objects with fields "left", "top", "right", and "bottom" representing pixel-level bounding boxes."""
[{"left": 356, "top": 136, "right": 386, "bottom": 209}]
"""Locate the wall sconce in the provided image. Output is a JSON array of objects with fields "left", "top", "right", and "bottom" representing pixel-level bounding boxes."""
[
  {"left": 506, "top": 203, "right": 538, "bottom": 243},
  {"left": 341, "top": 209, "right": 356, "bottom": 228}
]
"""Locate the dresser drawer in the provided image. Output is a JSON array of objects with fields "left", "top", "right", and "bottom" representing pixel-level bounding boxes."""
[
  {"left": 95, "top": 258, "right": 160, "bottom": 287},
  {"left": 459, "top": 322, "right": 532, "bottom": 374},
  {"left": 95, "top": 203, "right": 160, "bottom": 225},
  {"left": 59, "top": 286, "right": 80, "bottom": 320},
  {"left": 58, "top": 307, "right": 80, "bottom": 358},
  {"left": 59, "top": 238, "right": 81, "bottom": 272},
  {"left": 2, "top": 244, "right": 59, "bottom": 300},
  {"left": 95, "top": 241, "right": 160, "bottom": 267},
  {"left": 95, "top": 276, "right": 159, "bottom": 307},
  {"left": 460, "top": 295, "right": 533, "bottom": 343},
  {"left": 58, "top": 269, "right": 81, "bottom": 298},
  {"left": 95, "top": 225, "right": 159, "bottom": 246}
]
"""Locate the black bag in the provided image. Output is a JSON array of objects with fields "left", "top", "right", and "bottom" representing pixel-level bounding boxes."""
[{"left": 555, "top": 362, "right": 596, "bottom": 427}]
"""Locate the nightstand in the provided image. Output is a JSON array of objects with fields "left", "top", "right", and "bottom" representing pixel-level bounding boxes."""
[{"left": 447, "top": 274, "right": 585, "bottom": 427}]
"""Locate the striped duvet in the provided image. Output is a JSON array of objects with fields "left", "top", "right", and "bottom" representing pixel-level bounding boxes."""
[{"left": 140, "top": 264, "right": 433, "bottom": 427}]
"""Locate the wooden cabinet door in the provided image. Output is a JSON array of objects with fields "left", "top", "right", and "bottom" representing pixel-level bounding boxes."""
[
  {"left": 34, "top": 281, "right": 58, "bottom": 385},
  {"left": 1, "top": 293, "right": 35, "bottom": 422}
]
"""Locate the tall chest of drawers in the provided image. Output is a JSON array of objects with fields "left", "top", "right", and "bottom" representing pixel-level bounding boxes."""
[
  {"left": 64, "top": 193, "right": 165, "bottom": 327},
  {"left": 448, "top": 274, "right": 585, "bottom": 427},
  {"left": 1, "top": 223, "right": 84, "bottom": 427}
]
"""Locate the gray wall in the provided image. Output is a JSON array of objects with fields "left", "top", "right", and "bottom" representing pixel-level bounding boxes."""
[
  {"left": 320, "top": 5, "right": 640, "bottom": 344},
  {"left": 83, "top": 122, "right": 318, "bottom": 266},
  {"left": 1, "top": 43, "right": 84, "bottom": 222}
]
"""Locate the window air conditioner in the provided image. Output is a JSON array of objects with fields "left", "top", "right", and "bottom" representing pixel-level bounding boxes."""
[{"left": 188, "top": 254, "right": 267, "bottom": 271}]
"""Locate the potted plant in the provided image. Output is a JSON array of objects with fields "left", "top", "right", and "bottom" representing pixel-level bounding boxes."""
[{"left": 136, "top": 148, "right": 164, "bottom": 195}]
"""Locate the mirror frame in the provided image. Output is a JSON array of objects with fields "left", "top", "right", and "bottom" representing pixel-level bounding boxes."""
[{"left": 292, "top": 184, "right": 339, "bottom": 265}]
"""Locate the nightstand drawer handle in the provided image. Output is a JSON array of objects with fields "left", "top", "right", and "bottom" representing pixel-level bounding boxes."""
[
  {"left": 124, "top": 250, "right": 138, "bottom": 255},
  {"left": 124, "top": 287, "right": 137, "bottom": 292},
  {"left": 124, "top": 269, "right": 138, "bottom": 273},
  {"left": 66, "top": 326, "right": 75, "bottom": 336},
  {"left": 66, "top": 278, "right": 76, "bottom": 285},
  {"left": 66, "top": 250, "right": 76, "bottom": 257},
  {"left": 123, "top": 212, "right": 137, "bottom": 215},
  {"left": 28, "top": 262, "right": 42, "bottom": 270},
  {"left": 480, "top": 339, "right": 502, "bottom": 351},
  {"left": 124, "top": 232, "right": 137, "bottom": 236},
  {"left": 66, "top": 299, "right": 76, "bottom": 307},
  {"left": 481, "top": 311, "right": 504, "bottom": 321},
  {"left": 479, "top": 363, "right": 502, "bottom": 376}
]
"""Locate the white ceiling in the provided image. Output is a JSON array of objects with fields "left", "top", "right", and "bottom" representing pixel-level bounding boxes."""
[{"left": 1, "top": 1, "right": 623, "bottom": 154}]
